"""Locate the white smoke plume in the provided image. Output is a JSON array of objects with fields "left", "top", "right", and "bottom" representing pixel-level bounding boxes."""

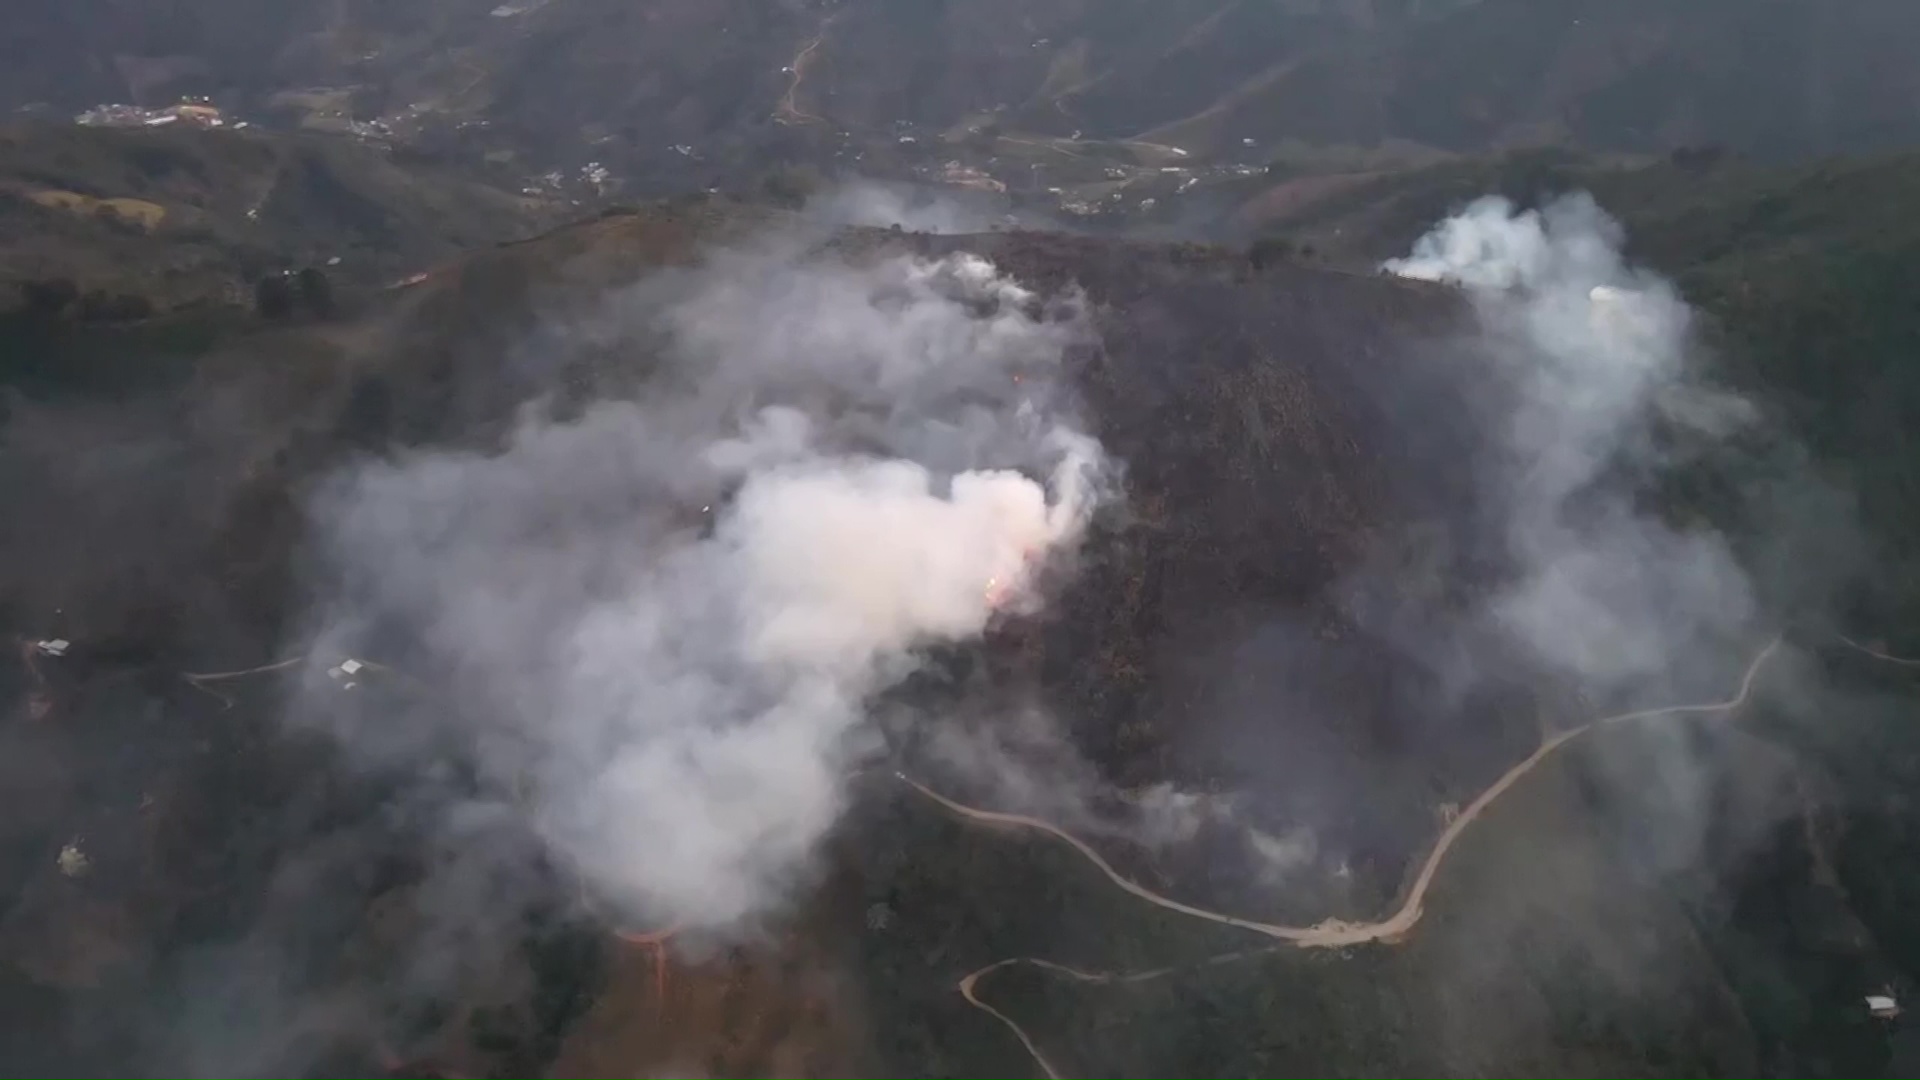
[
  {"left": 304, "top": 247, "right": 1109, "bottom": 936},
  {"left": 1386, "top": 194, "right": 1759, "bottom": 700},
  {"left": 918, "top": 701, "right": 1304, "bottom": 885}
]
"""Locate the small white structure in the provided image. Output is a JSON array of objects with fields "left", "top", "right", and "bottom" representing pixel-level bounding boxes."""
[
  {"left": 1868, "top": 994, "right": 1901, "bottom": 1019},
  {"left": 57, "top": 837, "right": 89, "bottom": 878},
  {"left": 34, "top": 639, "right": 70, "bottom": 657},
  {"left": 326, "top": 657, "right": 366, "bottom": 690}
]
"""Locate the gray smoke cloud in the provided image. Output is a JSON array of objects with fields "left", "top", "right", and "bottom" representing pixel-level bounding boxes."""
[
  {"left": 917, "top": 698, "right": 1314, "bottom": 890},
  {"left": 303, "top": 245, "right": 1109, "bottom": 936},
  {"left": 1386, "top": 193, "right": 1761, "bottom": 702},
  {"left": 1375, "top": 196, "right": 1891, "bottom": 1068},
  {"left": 1371, "top": 191, "right": 1886, "bottom": 978}
]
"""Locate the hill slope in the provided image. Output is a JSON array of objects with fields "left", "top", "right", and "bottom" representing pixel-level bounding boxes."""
[
  {"left": 6, "top": 116, "right": 1920, "bottom": 1076},
  {"left": 6, "top": 0, "right": 1919, "bottom": 190},
  {"left": 0, "top": 120, "right": 566, "bottom": 312}
]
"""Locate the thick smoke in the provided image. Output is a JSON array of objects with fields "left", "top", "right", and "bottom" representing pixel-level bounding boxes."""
[
  {"left": 1375, "top": 196, "right": 1892, "bottom": 1065},
  {"left": 1386, "top": 194, "right": 1760, "bottom": 702},
  {"left": 305, "top": 247, "right": 1107, "bottom": 935}
]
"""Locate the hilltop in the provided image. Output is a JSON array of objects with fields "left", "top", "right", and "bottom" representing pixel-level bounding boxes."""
[
  {"left": 3, "top": 176, "right": 1919, "bottom": 1076},
  {"left": 0, "top": 198, "right": 1488, "bottom": 1075}
]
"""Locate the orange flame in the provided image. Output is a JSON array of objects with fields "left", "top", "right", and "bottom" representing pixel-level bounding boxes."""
[
  {"left": 616, "top": 924, "right": 682, "bottom": 1015},
  {"left": 985, "top": 545, "right": 1047, "bottom": 611}
]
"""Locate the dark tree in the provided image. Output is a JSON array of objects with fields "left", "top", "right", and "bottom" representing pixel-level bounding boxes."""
[
  {"left": 75, "top": 291, "right": 154, "bottom": 321},
  {"left": 1671, "top": 144, "right": 1731, "bottom": 173},
  {"left": 255, "top": 273, "right": 296, "bottom": 319},
  {"left": 1247, "top": 236, "right": 1293, "bottom": 271},
  {"left": 295, "top": 266, "right": 336, "bottom": 317},
  {"left": 760, "top": 164, "right": 823, "bottom": 209},
  {"left": 19, "top": 277, "right": 79, "bottom": 317}
]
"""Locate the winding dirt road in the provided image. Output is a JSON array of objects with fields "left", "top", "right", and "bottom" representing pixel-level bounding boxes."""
[
  {"left": 168, "top": 632, "right": 1918, "bottom": 1078},
  {"left": 956, "top": 947, "right": 1281, "bottom": 1080},
  {"left": 775, "top": 16, "right": 840, "bottom": 127},
  {"left": 1839, "top": 635, "right": 1920, "bottom": 668},
  {"left": 908, "top": 636, "right": 1783, "bottom": 951},
  {"left": 913, "top": 636, "right": 1796, "bottom": 1077}
]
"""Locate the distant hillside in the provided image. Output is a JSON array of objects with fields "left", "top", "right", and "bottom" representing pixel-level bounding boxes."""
[
  {"left": 5, "top": 0, "right": 1919, "bottom": 190},
  {"left": 0, "top": 120, "right": 564, "bottom": 312}
]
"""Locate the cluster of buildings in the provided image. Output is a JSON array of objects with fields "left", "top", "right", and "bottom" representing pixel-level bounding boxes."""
[{"left": 75, "top": 98, "right": 242, "bottom": 131}]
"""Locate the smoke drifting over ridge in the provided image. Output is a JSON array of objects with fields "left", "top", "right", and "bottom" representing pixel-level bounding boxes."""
[
  {"left": 1386, "top": 194, "right": 1762, "bottom": 702},
  {"left": 806, "top": 179, "right": 1010, "bottom": 235},
  {"left": 303, "top": 246, "right": 1109, "bottom": 935}
]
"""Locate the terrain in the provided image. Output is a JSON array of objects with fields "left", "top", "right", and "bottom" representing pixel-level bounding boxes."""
[
  {"left": 7, "top": 171, "right": 1920, "bottom": 1077},
  {"left": 8, "top": 2, "right": 1920, "bottom": 219},
  {"left": 0, "top": 198, "right": 1460, "bottom": 1075},
  {"left": 0, "top": 119, "right": 568, "bottom": 312},
  {"left": 1233, "top": 145, "right": 1920, "bottom": 634},
  {"left": 8, "top": 4, "right": 1920, "bottom": 1077}
]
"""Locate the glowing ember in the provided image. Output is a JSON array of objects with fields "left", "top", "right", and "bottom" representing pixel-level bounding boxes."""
[
  {"left": 616, "top": 924, "right": 681, "bottom": 1014},
  {"left": 983, "top": 545, "right": 1045, "bottom": 612}
]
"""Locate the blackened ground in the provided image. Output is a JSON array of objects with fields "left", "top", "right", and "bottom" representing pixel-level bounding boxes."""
[{"left": 5, "top": 203, "right": 1920, "bottom": 1077}]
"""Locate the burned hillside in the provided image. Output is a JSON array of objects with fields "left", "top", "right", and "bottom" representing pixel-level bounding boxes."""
[
  {"left": 0, "top": 203, "right": 1502, "bottom": 1071},
  {"left": 3, "top": 197, "right": 1913, "bottom": 1078}
]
